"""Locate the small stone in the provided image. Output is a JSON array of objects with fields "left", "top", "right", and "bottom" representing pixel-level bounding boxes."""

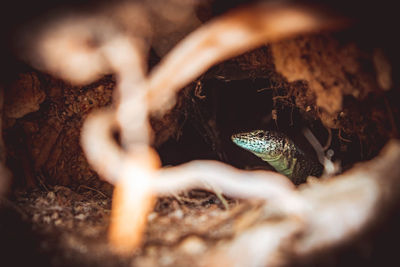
[
  {"left": 306, "top": 176, "right": 320, "bottom": 184},
  {"left": 170, "top": 209, "right": 183, "bottom": 220},
  {"left": 47, "top": 191, "right": 56, "bottom": 200},
  {"left": 74, "top": 206, "right": 83, "bottom": 213},
  {"left": 75, "top": 213, "right": 87, "bottom": 220},
  {"left": 43, "top": 216, "right": 51, "bottom": 224},
  {"left": 96, "top": 85, "right": 104, "bottom": 92},
  {"left": 198, "top": 214, "right": 208, "bottom": 222},
  {"left": 164, "top": 231, "right": 178, "bottom": 243},
  {"left": 51, "top": 212, "right": 59, "bottom": 220},
  {"left": 147, "top": 212, "right": 158, "bottom": 222},
  {"left": 179, "top": 236, "right": 207, "bottom": 255}
]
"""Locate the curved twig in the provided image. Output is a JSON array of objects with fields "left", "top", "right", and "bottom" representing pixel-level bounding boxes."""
[
  {"left": 30, "top": 1, "right": 353, "bottom": 256},
  {"left": 147, "top": 3, "right": 347, "bottom": 114}
]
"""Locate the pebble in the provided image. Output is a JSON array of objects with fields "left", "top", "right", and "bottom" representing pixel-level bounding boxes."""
[
  {"left": 179, "top": 236, "right": 207, "bottom": 255},
  {"left": 75, "top": 213, "right": 87, "bottom": 220},
  {"left": 47, "top": 191, "right": 56, "bottom": 200}
]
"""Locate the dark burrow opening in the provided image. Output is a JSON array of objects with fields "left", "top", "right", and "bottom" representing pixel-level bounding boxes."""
[{"left": 157, "top": 77, "right": 367, "bottom": 179}]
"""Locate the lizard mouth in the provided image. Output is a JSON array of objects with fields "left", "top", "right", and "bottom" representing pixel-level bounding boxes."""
[
  {"left": 231, "top": 133, "right": 250, "bottom": 147},
  {"left": 231, "top": 132, "right": 264, "bottom": 154}
]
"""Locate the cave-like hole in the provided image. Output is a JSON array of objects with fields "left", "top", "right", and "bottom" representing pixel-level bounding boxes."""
[{"left": 157, "top": 77, "right": 367, "bottom": 180}]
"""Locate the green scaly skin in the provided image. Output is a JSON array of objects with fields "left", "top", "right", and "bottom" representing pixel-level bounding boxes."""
[{"left": 231, "top": 130, "right": 323, "bottom": 184}]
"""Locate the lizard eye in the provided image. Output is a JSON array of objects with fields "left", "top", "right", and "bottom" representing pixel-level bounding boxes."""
[{"left": 257, "top": 132, "right": 264, "bottom": 138}]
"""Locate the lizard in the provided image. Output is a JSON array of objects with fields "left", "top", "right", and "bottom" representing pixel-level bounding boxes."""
[{"left": 231, "top": 130, "right": 324, "bottom": 185}]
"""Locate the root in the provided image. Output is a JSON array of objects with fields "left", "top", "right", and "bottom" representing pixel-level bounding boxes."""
[{"left": 24, "top": 0, "right": 357, "bottom": 262}]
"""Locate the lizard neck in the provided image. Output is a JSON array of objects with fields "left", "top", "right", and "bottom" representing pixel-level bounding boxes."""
[{"left": 258, "top": 153, "right": 296, "bottom": 178}]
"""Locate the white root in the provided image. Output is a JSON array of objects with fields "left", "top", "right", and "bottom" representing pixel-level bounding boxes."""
[
  {"left": 25, "top": 1, "right": 389, "bottom": 264},
  {"left": 147, "top": 3, "right": 347, "bottom": 113},
  {"left": 207, "top": 140, "right": 400, "bottom": 266}
]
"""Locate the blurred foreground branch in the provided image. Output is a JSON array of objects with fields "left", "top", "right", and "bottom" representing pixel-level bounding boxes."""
[
  {"left": 208, "top": 140, "right": 400, "bottom": 266},
  {"left": 24, "top": 1, "right": 386, "bottom": 264}
]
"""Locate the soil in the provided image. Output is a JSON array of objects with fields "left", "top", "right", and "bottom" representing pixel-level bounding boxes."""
[{"left": 2, "top": 187, "right": 251, "bottom": 267}]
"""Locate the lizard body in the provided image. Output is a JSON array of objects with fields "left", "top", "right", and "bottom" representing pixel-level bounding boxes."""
[{"left": 231, "top": 130, "right": 323, "bottom": 184}]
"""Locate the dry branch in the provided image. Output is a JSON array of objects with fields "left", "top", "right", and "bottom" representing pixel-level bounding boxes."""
[
  {"left": 207, "top": 140, "right": 400, "bottom": 266},
  {"left": 25, "top": 0, "right": 367, "bottom": 258},
  {"left": 147, "top": 3, "right": 347, "bottom": 114}
]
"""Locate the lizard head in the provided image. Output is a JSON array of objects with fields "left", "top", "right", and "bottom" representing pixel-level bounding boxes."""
[{"left": 231, "top": 130, "right": 284, "bottom": 159}]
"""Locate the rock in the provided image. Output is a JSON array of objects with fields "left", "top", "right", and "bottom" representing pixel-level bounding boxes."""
[
  {"left": 179, "top": 236, "right": 207, "bottom": 255},
  {"left": 4, "top": 72, "right": 46, "bottom": 119}
]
